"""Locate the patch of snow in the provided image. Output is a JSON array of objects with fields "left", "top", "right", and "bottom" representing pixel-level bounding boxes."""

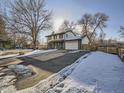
[
  {"left": 0, "top": 68, "right": 17, "bottom": 93},
  {"left": 0, "top": 54, "right": 19, "bottom": 59},
  {"left": 18, "top": 49, "right": 57, "bottom": 57},
  {"left": 2, "top": 51, "right": 124, "bottom": 93},
  {"left": 35, "top": 52, "right": 124, "bottom": 93},
  {"left": 0, "top": 49, "right": 57, "bottom": 59},
  {"left": 64, "top": 52, "right": 124, "bottom": 93},
  {"left": 17, "top": 53, "right": 90, "bottom": 93},
  {"left": 1, "top": 85, "right": 17, "bottom": 93},
  {"left": 8, "top": 65, "right": 33, "bottom": 78}
]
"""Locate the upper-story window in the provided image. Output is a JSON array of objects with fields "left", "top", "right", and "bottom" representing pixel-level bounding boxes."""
[
  {"left": 54, "top": 35, "right": 57, "bottom": 39},
  {"left": 66, "top": 34, "right": 68, "bottom": 37},
  {"left": 59, "top": 34, "right": 63, "bottom": 38},
  {"left": 52, "top": 36, "right": 54, "bottom": 39},
  {"left": 53, "top": 36, "right": 55, "bottom": 39}
]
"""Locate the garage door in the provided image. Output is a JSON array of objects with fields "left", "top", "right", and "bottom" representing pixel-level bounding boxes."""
[{"left": 65, "top": 41, "right": 78, "bottom": 50}]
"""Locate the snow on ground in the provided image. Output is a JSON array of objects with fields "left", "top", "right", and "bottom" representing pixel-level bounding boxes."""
[
  {"left": 18, "top": 49, "right": 57, "bottom": 57},
  {"left": 1, "top": 51, "right": 124, "bottom": 93},
  {"left": 0, "top": 54, "right": 19, "bottom": 59},
  {"left": 0, "top": 49, "right": 32, "bottom": 59},
  {"left": 0, "top": 49, "right": 57, "bottom": 59},
  {"left": 60, "top": 52, "right": 124, "bottom": 93},
  {"left": 16, "top": 53, "right": 92, "bottom": 93}
]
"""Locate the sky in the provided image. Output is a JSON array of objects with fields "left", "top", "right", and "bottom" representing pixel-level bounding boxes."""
[
  {"left": 45, "top": 0, "right": 124, "bottom": 40},
  {"left": 0, "top": 0, "right": 124, "bottom": 43}
]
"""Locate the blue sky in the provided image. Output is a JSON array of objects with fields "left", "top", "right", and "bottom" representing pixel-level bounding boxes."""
[
  {"left": 45, "top": 0, "right": 124, "bottom": 40},
  {"left": 1, "top": 0, "right": 124, "bottom": 42}
]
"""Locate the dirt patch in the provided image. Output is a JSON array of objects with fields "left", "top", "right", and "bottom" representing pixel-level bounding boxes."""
[
  {"left": 0, "top": 58, "right": 22, "bottom": 66},
  {"left": 16, "top": 65, "right": 53, "bottom": 90},
  {"left": 0, "top": 50, "right": 32, "bottom": 56}
]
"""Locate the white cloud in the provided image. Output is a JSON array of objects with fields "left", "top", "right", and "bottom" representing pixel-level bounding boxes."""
[{"left": 53, "top": 17, "right": 65, "bottom": 31}]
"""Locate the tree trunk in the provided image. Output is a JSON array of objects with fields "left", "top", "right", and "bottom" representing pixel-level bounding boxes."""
[
  {"left": 88, "top": 41, "right": 92, "bottom": 51},
  {"left": 33, "top": 40, "right": 36, "bottom": 50}
]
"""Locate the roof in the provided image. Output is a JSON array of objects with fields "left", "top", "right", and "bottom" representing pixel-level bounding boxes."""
[
  {"left": 46, "top": 30, "right": 89, "bottom": 41},
  {"left": 65, "top": 36, "right": 82, "bottom": 41},
  {"left": 46, "top": 30, "right": 76, "bottom": 37}
]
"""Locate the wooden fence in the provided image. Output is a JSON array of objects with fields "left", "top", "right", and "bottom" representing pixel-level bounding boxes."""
[
  {"left": 81, "top": 44, "right": 124, "bottom": 61},
  {"left": 82, "top": 45, "right": 117, "bottom": 53},
  {"left": 118, "top": 48, "right": 124, "bottom": 60}
]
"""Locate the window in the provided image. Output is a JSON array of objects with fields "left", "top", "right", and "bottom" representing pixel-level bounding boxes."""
[
  {"left": 66, "top": 34, "right": 68, "bottom": 37},
  {"left": 59, "top": 35, "right": 63, "bottom": 38},
  {"left": 55, "top": 35, "right": 57, "bottom": 39}
]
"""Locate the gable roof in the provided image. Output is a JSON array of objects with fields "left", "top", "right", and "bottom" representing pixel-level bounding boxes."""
[
  {"left": 46, "top": 30, "right": 76, "bottom": 37},
  {"left": 65, "top": 36, "right": 81, "bottom": 41}
]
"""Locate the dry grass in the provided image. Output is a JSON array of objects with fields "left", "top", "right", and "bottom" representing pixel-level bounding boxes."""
[
  {"left": 0, "top": 49, "right": 32, "bottom": 56},
  {"left": 15, "top": 65, "right": 53, "bottom": 90}
]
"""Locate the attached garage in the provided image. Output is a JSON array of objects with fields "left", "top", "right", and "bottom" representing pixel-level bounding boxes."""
[{"left": 65, "top": 40, "right": 81, "bottom": 50}]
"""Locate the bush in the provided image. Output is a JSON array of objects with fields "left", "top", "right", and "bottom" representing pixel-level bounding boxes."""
[{"left": 19, "top": 51, "right": 25, "bottom": 55}]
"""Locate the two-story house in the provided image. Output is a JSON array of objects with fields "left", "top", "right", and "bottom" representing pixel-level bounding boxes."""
[{"left": 46, "top": 30, "right": 89, "bottom": 50}]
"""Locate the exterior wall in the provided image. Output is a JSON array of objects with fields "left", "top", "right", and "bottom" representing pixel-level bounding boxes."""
[
  {"left": 81, "top": 36, "right": 89, "bottom": 44},
  {"left": 47, "top": 34, "right": 64, "bottom": 42},
  {"left": 64, "top": 31, "right": 75, "bottom": 39},
  {"left": 47, "top": 31, "right": 75, "bottom": 43},
  {"left": 78, "top": 40, "right": 81, "bottom": 49},
  {"left": 47, "top": 42, "right": 65, "bottom": 49},
  {"left": 51, "top": 36, "right": 54, "bottom": 40},
  {"left": 47, "top": 33, "right": 65, "bottom": 49},
  {"left": 57, "top": 35, "right": 59, "bottom": 39},
  {"left": 47, "top": 31, "right": 82, "bottom": 50}
]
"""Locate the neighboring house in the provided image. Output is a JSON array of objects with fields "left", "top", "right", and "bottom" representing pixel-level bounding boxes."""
[
  {"left": 0, "top": 34, "right": 8, "bottom": 49},
  {"left": 46, "top": 30, "right": 89, "bottom": 50}
]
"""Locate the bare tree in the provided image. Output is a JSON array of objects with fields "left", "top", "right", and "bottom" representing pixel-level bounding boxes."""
[
  {"left": 98, "top": 31, "right": 106, "bottom": 45},
  {"left": 59, "top": 20, "right": 75, "bottom": 32},
  {"left": 8, "top": 32, "right": 30, "bottom": 48},
  {"left": 7, "top": 0, "right": 51, "bottom": 49},
  {"left": 78, "top": 13, "right": 108, "bottom": 46},
  {"left": 119, "top": 26, "right": 124, "bottom": 39},
  {"left": 0, "top": 15, "right": 6, "bottom": 34}
]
